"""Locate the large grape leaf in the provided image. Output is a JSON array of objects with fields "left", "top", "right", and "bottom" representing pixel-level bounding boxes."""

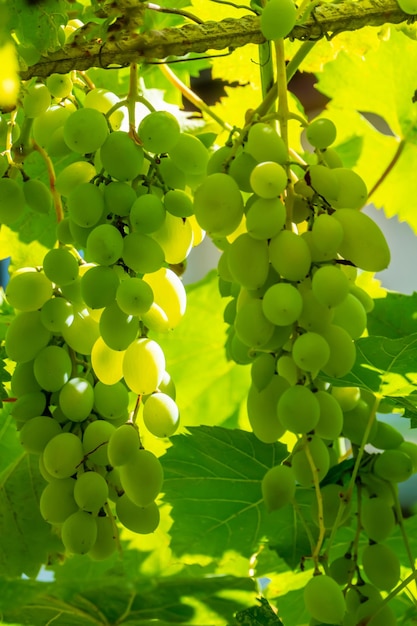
[
  {"left": 162, "top": 425, "right": 312, "bottom": 568},
  {"left": 367, "top": 292, "right": 417, "bottom": 339},
  {"left": 8, "top": 0, "right": 68, "bottom": 54}
]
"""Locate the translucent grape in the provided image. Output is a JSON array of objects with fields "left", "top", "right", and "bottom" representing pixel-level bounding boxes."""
[
  {"left": 138, "top": 110, "right": 181, "bottom": 153},
  {"left": 99, "top": 302, "right": 139, "bottom": 351},
  {"left": 245, "top": 197, "right": 286, "bottom": 239},
  {"left": 122, "top": 232, "right": 165, "bottom": 273},
  {"left": 397, "top": 0, "right": 417, "bottom": 13},
  {"left": 46, "top": 73, "right": 73, "bottom": 98},
  {"left": 88, "top": 515, "right": 119, "bottom": 560},
  {"left": 42, "top": 248, "right": 79, "bottom": 286},
  {"left": 143, "top": 392, "right": 180, "bottom": 437},
  {"left": 227, "top": 233, "right": 269, "bottom": 290},
  {"left": 333, "top": 209, "right": 390, "bottom": 271},
  {"left": 55, "top": 161, "right": 96, "bottom": 197},
  {"left": 23, "top": 179, "right": 52, "bottom": 214},
  {"left": 6, "top": 269, "right": 53, "bottom": 311},
  {"left": 103, "top": 181, "right": 136, "bottom": 217},
  {"left": 249, "top": 161, "right": 287, "bottom": 198},
  {"left": 262, "top": 283, "right": 302, "bottom": 328},
  {"left": 61, "top": 510, "right": 98, "bottom": 555},
  {"left": 80, "top": 265, "right": 120, "bottom": 309},
  {"left": 84, "top": 87, "right": 124, "bottom": 130},
  {"left": 116, "top": 495, "right": 160, "bottom": 534},
  {"left": 40, "top": 478, "right": 78, "bottom": 524},
  {"left": 306, "top": 118, "right": 337, "bottom": 149},
  {"left": 142, "top": 267, "right": 185, "bottom": 331},
  {"left": 369, "top": 421, "right": 404, "bottom": 450},
  {"left": 158, "top": 156, "right": 186, "bottom": 189},
  {"left": 235, "top": 297, "right": 275, "bottom": 347},
  {"left": 64, "top": 107, "right": 109, "bottom": 153},
  {"left": 260, "top": 0, "right": 297, "bottom": 40},
  {"left": 123, "top": 338, "right": 165, "bottom": 395},
  {"left": 100, "top": 131, "right": 145, "bottom": 181},
  {"left": 108, "top": 423, "right": 140, "bottom": 467},
  {"left": 373, "top": 449, "right": 413, "bottom": 483},
  {"left": 262, "top": 464, "right": 295, "bottom": 511},
  {"left": 269, "top": 230, "right": 311, "bottom": 281},
  {"left": 59, "top": 377, "right": 94, "bottom": 422},
  {"left": 247, "top": 376, "right": 289, "bottom": 443},
  {"left": 331, "top": 385, "right": 360, "bottom": 412},
  {"left": 298, "top": 288, "right": 334, "bottom": 333},
  {"left": 303, "top": 574, "right": 346, "bottom": 624},
  {"left": 361, "top": 496, "right": 396, "bottom": 541},
  {"left": 169, "top": 132, "right": 209, "bottom": 175},
  {"left": 130, "top": 193, "right": 165, "bottom": 233},
  {"left": 277, "top": 385, "right": 320, "bottom": 434},
  {"left": 33, "top": 345, "right": 72, "bottom": 392},
  {"left": 22, "top": 84, "right": 51, "bottom": 118},
  {"left": 116, "top": 277, "right": 153, "bottom": 316},
  {"left": 321, "top": 324, "right": 356, "bottom": 378},
  {"left": 91, "top": 337, "right": 125, "bottom": 385},
  {"left": 332, "top": 167, "right": 368, "bottom": 209},
  {"left": 163, "top": 189, "right": 194, "bottom": 218},
  {"left": 19, "top": 416, "right": 62, "bottom": 454},
  {"left": 251, "top": 353, "right": 276, "bottom": 391},
  {"left": 93, "top": 381, "right": 129, "bottom": 419},
  {"left": 11, "top": 361, "right": 41, "bottom": 396},
  {"left": 245, "top": 122, "right": 287, "bottom": 164},
  {"left": 151, "top": 212, "right": 193, "bottom": 264},
  {"left": 11, "top": 391, "right": 46, "bottom": 423},
  {"left": 83, "top": 419, "right": 116, "bottom": 465},
  {"left": 291, "top": 332, "right": 330, "bottom": 373},
  {"left": 314, "top": 390, "right": 343, "bottom": 439},
  {"left": 43, "top": 432, "right": 84, "bottom": 478},
  {"left": 62, "top": 307, "right": 99, "bottom": 354},
  {"left": 67, "top": 182, "right": 105, "bottom": 228},
  {"left": 311, "top": 213, "right": 344, "bottom": 258},
  {"left": 119, "top": 448, "right": 163, "bottom": 507},
  {"left": 308, "top": 164, "right": 339, "bottom": 203},
  {"left": 291, "top": 435, "right": 330, "bottom": 487},
  {"left": 74, "top": 471, "right": 109, "bottom": 512},
  {"left": 0, "top": 178, "right": 26, "bottom": 225},
  {"left": 333, "top": 292, "right": 367, "bottom": 339},
  {"left": 362, "top": 543, "right": 401, "bottom": 591},
  {"left": 86, "top": 224, "right": 124, "bottom": 266},
  {"left": 193, "top": 173, "right": 244, "bottom": 236},
  {"left": 312, "top": 264, "right": 350, "bottom": 308},
  {"left": 5, "top": 311, "right": 52, "bottom": 362},
  {"left": 229, "top": 151, "right": 257, "bottom": 192},
  {"left": 276, "top": 354, "right": 298, "bottom": 386}
]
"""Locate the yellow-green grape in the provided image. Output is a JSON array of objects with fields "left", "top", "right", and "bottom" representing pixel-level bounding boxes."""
[
  {"left": 310, "top": 483, "right": 351, "bottom": 529},
  {"left": 99, "top": 302, "right": 139, "bottom": 351},
  {"left": 245, "top": 197, "right": 286, "bottom": 240},
  {"left": 55, "top": 161, "right": 96, "bottom": 197},
  {"left": 361, "top": 543, "right": 401, "bottom": 591},
  {"left": 260, "top": 0, "right": 297, "bottom": 40},
  {"left": 229, "top": 151, "right": 257, "bottom": 192},
  {"left": 33, "top": 345, "right": 72, "bottom": 392},
  {"left": 142, "top": 268, "right": 185, "bottom": 331},
  {"left": 83, "top": 419, "right": 116, "bottom": 465},
  {"left": 358, "top": 602, "right": 397, "bottom": 626},
  {"left": 130, "top": 194, "right": 166, "bottom": 234},
  {"left": 91, "top": 337, "right": 125, "bottom": 385},
  {"left": 332, "top": 168, "right": 368, "bottom": 210},
  {"left": 74, "top": 470, "right": 109, "bottom": 512},
  {"left": 43, "top": 432, "right": 84, "bottom": 478},
  {"left": 143, "top": 392, "right": 180, "bottom": 438},
  {"left": 369, "top": 421, "right": 404, "bottom": 450},
  {"left": 261, "top": 464, "right": 296, "bottom": 511},
  {"left": 399, "top": 441, "right": 417, "bottom": 472},
  {"left": 19, "top": 416, "right": 62, "bottom": 454},
  {"left": 116, "top": 495, "right": 160, "bottom": 534},
  {"left": 119, "top": 448, "right": 163, "bottom": 507},
  {"left": 234, "top": 298, "right": 275, "bottom": 347},
  {"left": 23, "top": 179, "right": 53, "bottom": 214},
  {"left": 163, "top": 189, "right": 193, "bottom": 218},
  {"left": 247, "top": 376, "right": 289, "bottom": 443},
  {"left": 298, "top": 288, "right": 334, "bottom": 333},
  {"left": 314, "top": 390, "right": 343, "bottom": 439},
  {"left": 291, "top": 332, "right": 330, "bottom": 373},
  {"left": 108, "top": 423, "right": 140, "bottom": 467},
  {"left": 159, "top": 370, "right": 176, "bottom": 400},
  {"left": 158, "top": 155, "right": 186, "bottom": 189},
  {"left": 23, "top": 83, "right": 51, "bottom": 118},
  {"left": 80, "top": 265, "right": 120, "bottom": 309},
  {"left": 122, "top": 232, "right": 165, "bottom": 274},
  {"left": 86, "top": 224, "right": 124, "bottom": 266},
  {"left": 67, "top": 182, "right": 105, "bottom": 228},
  {"left": 138, "top": 110, "right": 181, "bottom": 153},
  {"left": 312, "top": 264, "right": 350, "bottom": 308},
  {"left": 11, "top": 391, "right": 46, "bottom": 423},
  {"left": 333, "top": 209, "right": 390, "bottom": 271},
  {"left": 322, "top": 147, "right": 344, "bottom": 169},
  {"left": 43, "top": 248, "right": 79, "bottom": 287},
  {"left": 100, "top": 132, "right": 145, "bottom": 181},
  {"left": 277, "top": 385, "right": 320, "bottom": 434},
  {"left": 349, "top": 284, "right": 375, "bottom": 314},
  {"left": 311, "top": 213, "right": 344, "bottom": 259},
  {"left": 251, "top": 353, "right": 276, "bottom": 391},
  {"left": 397, "top": 0, "right": 417, "bottom": 14},
  {"left": 306, "top": 118, "right": 337, "bottom": 150},
  {"left": 269, "top": 230, "right": 311, "bottom": 281},
  {"left": 10, "top": 361, "right": 41, "bottom": 396},
  {"left": 169, "top": 132, "right": 209, "bottom": 176},
  {"left": 373, "top": 448, "right": 413, "bottom": 483},
  {"left": 151, "top": 213, "right": 193, "bottom": 264},
  {"left": 329, "top": 555, "right": 355, "bottom": 585},
  {"left": 292, "top": 193, "right": 311, "bottom": 223},
  {"left": 103, "top": 181, "right": 136, "bottom": 217},
  {"left": 332, "top": 293, "right": 367, "bottom": 339},
  {"left": 361, "top": 496, "right": 396, "bottom": 542},
  {"left": 291, "top": 435, "right": 330, "bottom": 487},
  {"left": 69, "top": 221, "right": 95, "bottom": 249},
  {"left": 88, "top": 515, "right": 119, "bottom": 560},
  {"left": 6, "top": 268, "right": 53, "bottom": 312},
  {"left": 59, "top": 377, "right": 94, "bottom": 422},
  {"left": 276, "top": 354, "right": 298, "bottom": 386},
  {"left": 227, "top": 233, "right": 269, "bottom": 290},
  {"left": 64, "top": 107, "right": 109, "bottom": 154},
  {"left": 249, "top": 161, "right": 287, "bottom": 198},
  {"left": 84, "top": 87, "right": 124, "bottom": 130},
  {"left": 262, "top": 282, "right": 303, "bottom": 326},
  {"left": 303, "top": 574, "right": 346, "bottom": 624},
  {"left": 61, "top": 510, "right": 98, "bottom": 555},
  {"left": 46, "top": 73, "right": 73, "bottom": 98},
  {"left": 320, "top": 324, "right": 356, "bottom": 378},
  {"left": 301, "top": 230, "right": 331, "bottom": 264},
  {"left": 331, "top": 386, "right": 360, "bottom": 412},
  {"left": 245, "top": 122, "right": 287, "bottom": 164},
  {"left": 123, "top": 338, "right": 165, "bottom": 395},
  {"left": 93, "top": 381, "right": 129, "bottom": 420},
  {"left": 39, "top": 478, "right": 78, "bottom": 524},
  {"left": 345, "top": 582, "right": 381, "bottom": 615},
  {"left": 5, "top": 311, "right": 52, "bottom": 363},
  {"left": 308, "top": 164, "right": 340, "bottom": 203},
  {"left": 193, "top": 172, "right": 244, "bottom": 236},
  {"left": 342, "top": 398, "right": 378, "bottom": 445}
]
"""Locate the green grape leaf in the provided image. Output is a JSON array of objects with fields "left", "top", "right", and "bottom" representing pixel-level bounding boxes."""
[
  {"left": 8, "top": 0, "right": 68, "bottom": 54},
  {"left": 233, "top": 597, "right": 285, "bottom": 625},
  {"left": 162, "top": 425, "right": 312, "bottom": 568},
  {"left": 367, "top": 292, "right": 417, "bottom": 339}
]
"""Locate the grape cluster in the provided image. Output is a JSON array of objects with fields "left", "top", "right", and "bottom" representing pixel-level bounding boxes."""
[
  {"left": 3, "top": 77, "right": 208, "bottom": 557},
  {"left": 193, "top": 116, "right": 413, "bottom": 624}
]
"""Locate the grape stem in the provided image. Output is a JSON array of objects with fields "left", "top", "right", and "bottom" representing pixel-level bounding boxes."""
[
  {"left": 303, "top": 436, "right": 326, "bottom": 567},
  {"left": 32, "top": 141, "right": 64, "bottom": 224},
  {"left": 127, "top": 63, "right": 139, "bottom": 140}
]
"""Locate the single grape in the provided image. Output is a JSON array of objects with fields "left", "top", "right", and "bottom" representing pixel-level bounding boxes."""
[
  {"left": 43, "top": 432, "right": 84, "bottom": 479},
  {"left": 86, "top": 223, "right": 124, "bottom": 266},
  {"left": 10, "top": 361, "right": 41, "bottom": 396},
  {"left": 91, "top": 336, "right": 125, "bottom": 385},
  {"left": 74, "top": 471, "right": 109, "bottom": 512},
  {"left": 116, "top": 495, "right": 160, "bottom": 534},
  {"left": 249, "top": 161, "right": 287, "bottom": 198},
  {"left": 228, "top": 151, "right": 257, "bottom": 192},
  {"left": 19, "top": 416, "right": 62, "bottom": 454},
  {"left": 314, "top": 390, "right": 343, "bottom": 439},
  {"left": 227, "top": 233, "right": 269, "bottom": 290},
  {"left": 62, "top": 307, "right": 99, "bottom": 354},
  {"left": 332, "top": 167, "right": 368, "bottom": 209},
  {"left": 64, "top": 107, "right": 109, "bottom": 153},
  {"left": 119, "top": 448, "right": 164, "bottom": 507},
  {"left": 276, "top": 354, "right": 298, "bottom": 386},
  {"left": 138, "top": 110, "right": 181, "bottom": 153},
  {"left": 143, "top": 392, "right": 180, "bottom": 437},
  {"left": 361, "top": 496, "right": 396, "bottom": 541},
  {"left": 397, "top": 0, "right": 417, "bottom": 14},
  {"left": 306, "top": 118, "right": 337, "bottom": 149},
  {"left": 298, "top": 288, "right": 334, "bottom": 333},
  {"left": 333, "top": 209, "right": 390, "bottom": 271},
  {"left": 39, "top": 478, "right": 78, "bottom": 524},
  {"left": 151, "top": 212, "right": 193, "bottom": 264},
  {"left": 43, "top": 247, "right": 79, "bottom": 286},
  {"left": 329, "top": 555, "right": 355, "bottom": 585},
  {"left": 23, "top": 179, "right": 52, "bottom": 214},
  {"left": 303, "top": 574, "right": 346, "bottom": 624},
  {"left": 11, "top": 391, "right": 46, "bottom": 423},
  {"left": 331, "top": 386, "right": 360, "bottom": 412},
  {"left": 22, "top": 83, "right": 51, "bottom": 118},
  {"left": 123, "top": 338, "right": 165, "bottom": 395},
  {"left": 67, "top": 182, "right": 105, "bottom": 228},
  {"left": 158, "top": 155, "right": 186, "bottom": 189},
  {"left": 269, "top": 230, "right": 311, "bottom": 281},
  {"left": 0, "top": 178, "right": 26, "bottom": 225},
  {"left": 116, "top": 277, "right": 153, "bottom": 316},
  {"left": 251, "top": 353, "right": 276, "bottom": 391},
  {"left": 168, "top": 132, "right": 209, "bottom": 175},
  {"left": 100, "top": 131, "right": 145, "bottom": 181},
  {"left": 361, "top": 543, "right": 401, "bottom": 591},
  {"left": 312, "top": 264, "right": 350, "bottom": 308},
  {"left": 142, "top": 267, "right": 185, "bottom": 331},
  {"left": 247, "top": 376, "right": 289, "bottom": 443},
  {"left": 55, "top": 161, "right": 96, "bottom": 197},
  {"left": 163, "top": 189, "right": 194, "bottom": 218},
  {"left": 6, "top": 268, "right": 53, "bottom": 311},
  {"left": 245, "top": 122, "right": 287, "bottom": 164},
  {"left": 369, "top": 421, "right": 404, "bottom": 450},
  {"left": 80, "top": 264, "right": 120, "bottom": 309},
  {"left": 108, "top": 423, "right": 140, "bottom": 467},
  {"left": 193, "top": 172, "right": 244, "bottom": 236},
  {"left": 33, "top": 345, "right": 72, "bottom": 392},
  {"left": 59, "top": 377, "right": 94, "bottom": 423},
  {"left": 99, "top": 302, "right": 139, "bottom": 351},
  {"left": 291, "top": 435, "right": 330, "bottom": 487},
  {"left": 320, "top": 324, "right": 356, "bottom": 378},
  {"left": 122, "top": 232, "right": 165, "bottom": 273},
  {"left": 245, "top": 197, "right": 286, "bottom": 239},
  {"left": 103, "top": 181, "right": 136, "bottom": 217},
  {"left": 261, "top": 464, "right": 295, "bottom": 511},
  {"left": 291, "top": 332, "right": 330, "bottom": 373},
  {"left": 46, "top": 73, "right": 73, "bottom": 99},
  {"left": 130, "top": 193, "right": 166, "bottom": 233},
  {"left": 373, "top": 448, "right": 413, "bottom": 483},
  {"left": 235, "top": 297, "right": 275, "bottom": 347},
  {"left": 5, "top": 311, "right": 52, "bottom": 363},
  {"left": 93, "top": 381, "right": 129, "bottom": 419},
  {"left": 260, "top": 0, "right": 297, "bottom": 40},
  {"left": 333, "top": 293, "right": 367, "bottom": 339},
  {"left": 61, "top": 510, "right": 98, "bottom": 555},
  {"left": 308, "top": 164, "right": 340, "bottom": 202},
  {"left": 277, "top": 385, "right": 320, "bottom": 434},
  {"left": 311, "top": 213, "right": 344, "bottom": 258},
  {"left": 83, "top": 419, "right": 116, "bottom": 466},
  {"left": 88, "top": 515, "right": 119, "bottom": 560}
]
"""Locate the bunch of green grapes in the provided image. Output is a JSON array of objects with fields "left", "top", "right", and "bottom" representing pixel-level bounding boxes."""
[{"left": 2, "top": 79, "right": 208, "bottom": 557}]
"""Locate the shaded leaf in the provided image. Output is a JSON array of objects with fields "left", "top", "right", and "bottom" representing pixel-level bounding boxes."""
[{"left": 367, "top": 292, "right": 417, "bottom": 339}]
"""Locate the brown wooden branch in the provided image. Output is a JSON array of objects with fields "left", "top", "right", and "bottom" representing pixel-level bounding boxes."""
[{"left": 20, "top": 1, "right": 409, "bottom": 80}]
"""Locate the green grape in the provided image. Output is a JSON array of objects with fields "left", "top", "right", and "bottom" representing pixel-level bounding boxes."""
[
  {"left": 138, "top": 110, "right": 181, "bottom": 153},
  {"left": 227, "top": 233, "right": 269, "bottom": 290},
  {"left": 123, "top": 338, "right": 165, "bottom": 395},
  {"left": 269, "top": 230, "right": 311, "bottom": 281},
  {"left": 100, "top": 131, "right": 145, "bottom": 181},
  {"left": 298, "top": 288, "right": 334, "bottom": 333},
  {"left": 158, "top": 155, "right": 186, "bottom": 189},
  {"left": 91, "top": 336, "right": 125, "bottom": 385},
  {"left": 11, "top": 391, "right": 46, "bottom": 423},
  {"left": 99, "top": 302, "right": 139, "bottom": 351},
  {"left": 74, "top": 471, "right": 109, "bottom": 512},
  {"left": 33, "top": 345, "right": 72, "bottom": 392},
  {"left": 333, "top": 209, "right": 390, "bottom": 271},
  {"left": 332, "top": 293, "right": 367, "bottom": 339},
  {"left": 303, "top": 574, "right": 346, "bottom": 624},
  {"left": 122, "top": 231, "right": 165, "bottom": 273},
  {"left": 234, "top": 298, "right": 275, "bottom": 347},
  {"left": 159, "top": 370, "right": 176, "bottom": 400},
  {"left": 43, "top": 248, "right": 79, "bottom": 286},
  {"left": 373, "top": 448, "right": 413, "bottom": 483},
  {"left": 67, "top": 183, "right": 104, "bottom": 228},
  {"left": 308, "top": 164, "right": 340, "bottom": 202},
  {"left": 39, "top": 478, "right": 78, "bottom": 524},
  {"left": 193, "top": 172, "right": 244, "bottom": 236},
  {"left": 261, "top": 464, "right": 295, "bottom": 511},
  {"left": 84, "top": 87, "right": 124, "bottom": 130},
  {"left": 88, "top": 515, "right": 119, "bottom": 560},
  {"left": 119, "top": 448, "right": 163, "bottom": 507},
  {"left": 245, "top": 122, "right": 287, "bottom": 164},
  {"left": 342, "top": 399, "right": 378, "bottom": 445},
  {"left": 331, "top": 385, "right": 360, "bottom": 412},
  {"left": 246, "top": 197, "right": 286, "bottom": 239},
  {"left": 169, "top": 132, "right": 209, "bottom": 175},
  {"left": 143, "top": 392, "right": 180, "bottom": 437},
  {"left": 260, "top": 0, "right": 297, "bottom": 40},
  {"left": 86, "top": 224, "right": 124, "bottom": 266},
  {"left": 163, "top": 189, "right": 194, "bottom": 218},
  {"left": 151, "top": 212, "right": 193, "bottom": 264},
  {"left": 249, "top": 161, "right": 287, "bottom": 198},
  {"left": 19, "top": 416, "right": 62, "bottom": 454},
  {"left": 322, "top": 147, "right": 344, "bottom": 169},
  {"left": 291, "top": 332, "right": 330, "bottom": 373},
  {"left": 227, "top": 151, "right": 257, "bottom": 192},
  {"left": 22, "top": 83, "right": 51, "bottom": 118},
  {"left": 79, "top": 265, "right": 119, "bottom": 309},
  {"left": 23, "top": 179, "right": 52, "bottom": 214},
  {"left": 43, "top": 432, "right": 84, "bottom": 478},
  {"left": 329, "top": 555, "right": 355, "bottom": 585},
  {"left": 320, "top": 324, "right": 356, "bottom": 378},
  {"left": 116, "top": 277, "right": 153, "bottom": 316},
  {"left": 314, "top": 390, "right": 343, "bottom": 439},
  {"left": 312, "top": 264, "right": 350, "bottom": 308},
  {"left": 103, "top": 181, "right": 136, "bottom": 217},
  {"left": 361, "top": 496, "right": 396, "bottom": 541},
  {"left": 247, "top": 376, "right": 289, "bottom": 443},
  {"left": 358, "top": 603, "right": 397, "bottom": 626},
  {"left": 0, "top": 178, "right": 26, "bottom": 225},
  {"left": 61, "top": 510, "right": 98, "bottom": 555},
  {"left": 5, "top": 311, "right": 52, "bottom": 362},
  {"left": 399, "top": 440, "right": 417, "bottom": 472},
  {"left": 301, "top": 230, "right": 331, "bottom": 263},
  {"left": 345, "top": 582, "right": 381, "bottom": 614},
  {"left": 108, "top": 423, "right": 140, "bottom": 467},
  {"left": 46, "top": 73, "right": 73, "bottom": 98},
  {"left": 59, "top": 377, "right": 94, "bottom": 422},
  {"left": 362, "top": 543, "right": 401, "bottom": 591},
  {"left": 311, "top": 213, "right": 344, "bottom": 258},
  {"left": 310, "top": 483, "right": 350, "bottom": 528},
  {"left": 276, "top": 354, "right": 298, "bottom": 385},
  {"left": 6, "top": 268, "right": 53, "bottom": 311},
  {"left": 64, "top": 107, "right": 109, "bottom": 154},
  {"left": 10, "top": 360, "right": 41, "bottom": 396},
  {"left": 129, "top": 193, "right": 165, "bottom": 233},
  {"left": 306, "top": 118, "right": 337, "bottom": 149},
  {"left": 291, "top": 435, "right": 330, "bottom": 487},
  {"left": 349, "top": 284, "right": 375, "bottom": 314},
  {"left": 251, "top": 353, "right": 276, "bottom": 391},
  {"left": 369, "top": 420, "right": 404, "bottom": 450},
  {"left": 83, "top": 419, "right": 116, "bottom": 465},
  {"left": 332, "top": 168, "right": 368, "bottom": 209},
  {"left": 116, "top": 495, "right": 160, "bottom": 534},
  {"left": 277, "top": 385, "right": 320, "bottom": 434},
  {"left": 62, "top": 307, "right": 99, "bottom": 354},
  {"left": 55, "top": 161, "right": 96, "bottom": 197},
  {"left": 93, "top": 381, "right": 129, "bottom": 419},
  {"left": 397, "top": 0, "right": 417, "bottom": 13},
  {"left": 227, "top": 329, "right": 253, "bottom": 365}
]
